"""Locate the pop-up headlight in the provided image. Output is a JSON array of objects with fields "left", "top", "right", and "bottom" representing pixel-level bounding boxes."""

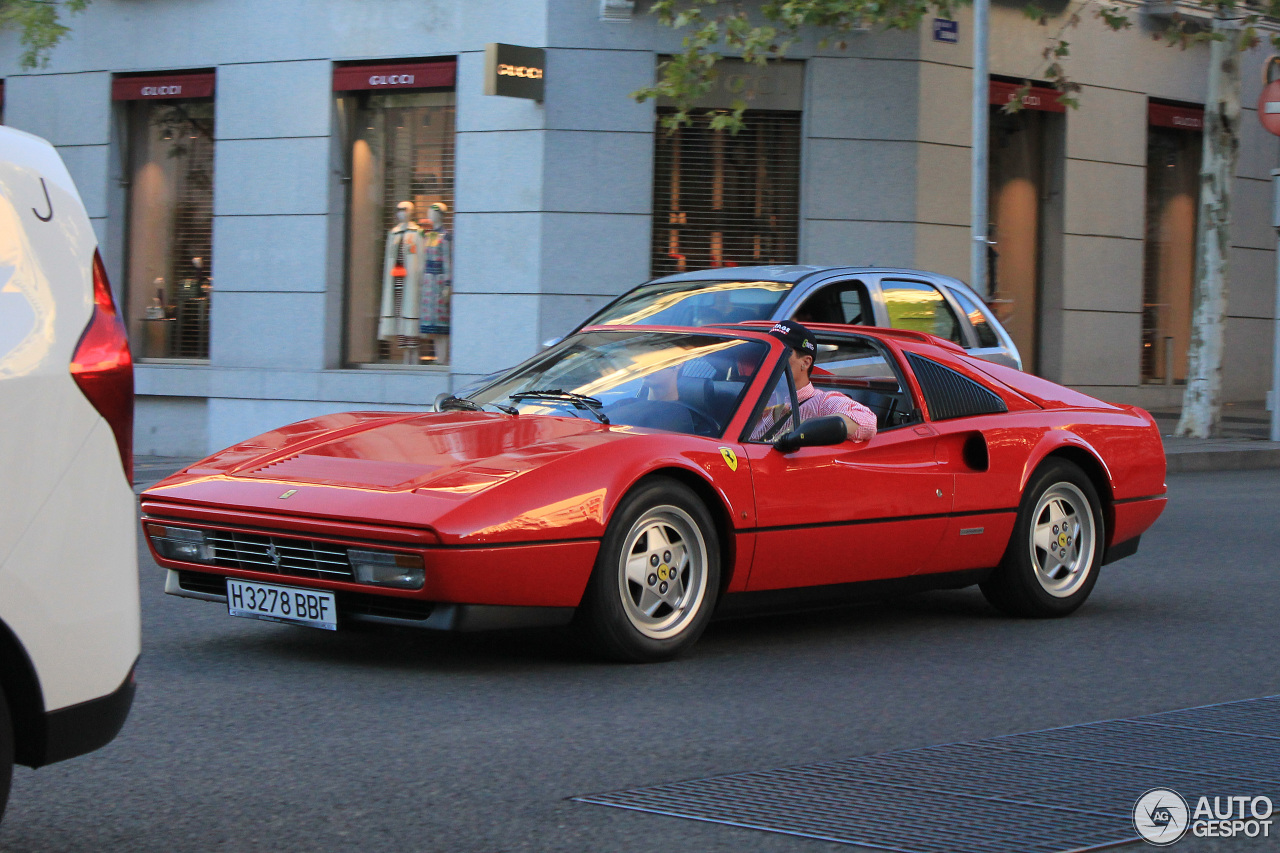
[
  {"left": 146, "top": 524, "right": 215, "bottom": 563},
  {"left": 348, "top": 549, "right": 425, "bottom": 589}
]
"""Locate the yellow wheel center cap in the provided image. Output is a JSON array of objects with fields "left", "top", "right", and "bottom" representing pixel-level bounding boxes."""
[
  {"left": 658, "top": 566, "right": 669, "bottom": 581},
  {"left": 1058, "top": 532, "right": 1068, "bottom": 548}
]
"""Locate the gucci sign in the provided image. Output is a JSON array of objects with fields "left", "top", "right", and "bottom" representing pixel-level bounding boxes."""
[{"left": 484, "top": 43, "right": 546, "bottom": 101}]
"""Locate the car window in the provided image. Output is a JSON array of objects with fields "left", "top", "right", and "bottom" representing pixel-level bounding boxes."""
[
  {"left": 813, "top": 336, "right": 917, "bottom": 429},
  {"left": 743, "top": 366, "right": 799, "bottom": 443},
  {"left": 881, "top": 280, "right": 963, "bottom": 344},
  {"left": 468, "top": 330, "right": 768, "bottom": 438},
  {"left": 948, "top": 287, "right": 1000, "bottom": 349},
  {"left": 794, "top": 281, "right": 869, "bottom": 326},
  {"left": 585, "top": 280, "right": 791, "bottom": 328}
]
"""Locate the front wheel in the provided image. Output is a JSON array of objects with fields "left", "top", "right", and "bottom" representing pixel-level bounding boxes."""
[
  {"left": 981, "top": 460, "right": 1105, "bottom": 618},
  {"left": 575, "top": 478, "right": 720, "bottom": 662}
]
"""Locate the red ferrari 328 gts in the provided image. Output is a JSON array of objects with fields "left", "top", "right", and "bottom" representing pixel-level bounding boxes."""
[{"left": 142, "top": 324, "right": 1167, "bottom": 662}]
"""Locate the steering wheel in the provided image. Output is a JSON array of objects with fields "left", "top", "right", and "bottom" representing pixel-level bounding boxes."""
[
  {"left": 676, "top": 402, "right": 721, "bottom": 436},
  {"left": 756, "top": 404, "right": 796, "bottom": 443}
]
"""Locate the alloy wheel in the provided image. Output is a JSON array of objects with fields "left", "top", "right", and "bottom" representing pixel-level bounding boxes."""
[
  {"left": 1028, "top": 482, "right": 1097, "bottom": 598},
  {"left": 616, "top": 505, "right": 708, "bottom": 639}
]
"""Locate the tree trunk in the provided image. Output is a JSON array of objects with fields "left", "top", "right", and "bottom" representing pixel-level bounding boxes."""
[{"left": 1175, "top": 8, "right": 1244, "bottom": 439}]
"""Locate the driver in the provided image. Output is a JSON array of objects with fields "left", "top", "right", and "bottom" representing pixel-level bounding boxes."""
[{"left": 754, "top": 321, "right": 877, "bottom": 443}]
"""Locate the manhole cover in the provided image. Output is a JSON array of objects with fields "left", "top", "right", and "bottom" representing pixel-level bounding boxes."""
[{"left": 576, "top": 695, "right": 1280, "bottom": 852}]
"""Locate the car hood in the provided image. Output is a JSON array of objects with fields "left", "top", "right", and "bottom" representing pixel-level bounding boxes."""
[{"left": 142, "top": 411, "right": 713, "bottom": 545}]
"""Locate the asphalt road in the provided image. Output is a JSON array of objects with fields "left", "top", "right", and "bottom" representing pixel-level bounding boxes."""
[{"left": 3, "top": 468, "right": 1278, "bottom": 853}]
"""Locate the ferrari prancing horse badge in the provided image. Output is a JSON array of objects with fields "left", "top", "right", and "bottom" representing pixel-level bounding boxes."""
[{"left": 719, "top": 447, "right": 738, "bottom": 472}]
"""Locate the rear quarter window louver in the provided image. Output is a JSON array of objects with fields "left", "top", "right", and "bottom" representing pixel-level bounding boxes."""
[{"left": 906, "top": 352, "right": 1008, "bottom": 421}]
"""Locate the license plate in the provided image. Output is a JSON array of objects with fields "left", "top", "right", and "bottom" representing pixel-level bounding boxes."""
[{"left": 226, "top": 579, "right": 337, "bottom": 631}]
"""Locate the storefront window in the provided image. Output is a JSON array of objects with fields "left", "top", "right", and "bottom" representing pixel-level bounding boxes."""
[
  {"left": 650, "top": 60, "right": 804, "bottom": 279},
  {"left": 117, "top": 73, "right": 216, "bottom": 361},
  {"left": 652, "top": 109, "right": 801, "bottom": 278},
  {"left": 338, "top": 60, "right": 456, "bottom": 367},
  {"left": 1142, "top": 101, "right": 1203, "bottom": 384},
  {"left": 987, "top": 80, "right": 1067, "bottom": 376}
]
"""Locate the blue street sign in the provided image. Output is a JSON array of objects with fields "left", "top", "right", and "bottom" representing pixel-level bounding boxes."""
[{"left": 933, "top": 19, "right": 959, "bottom": 43}]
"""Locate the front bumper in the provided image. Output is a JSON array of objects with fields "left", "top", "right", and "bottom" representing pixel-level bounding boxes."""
[
  {"left": 141, "top": 502, "right": 599, "bottom": 608},
  {"left": 165, "top": 570, "right": 575, "bottom": 632}
]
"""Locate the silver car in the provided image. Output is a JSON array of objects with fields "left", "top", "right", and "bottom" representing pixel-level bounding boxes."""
[{"left": 569, "top": 265, "right": 1022, "bottom": 370}]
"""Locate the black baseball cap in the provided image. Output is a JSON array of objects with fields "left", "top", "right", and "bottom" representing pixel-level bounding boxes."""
[{"left": 768, "top": 320, "right": 818, "bottom": 357}]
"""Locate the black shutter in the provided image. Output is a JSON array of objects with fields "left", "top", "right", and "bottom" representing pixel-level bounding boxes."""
[
  {"left": 906, "top": 352, "right": 1008, "bottom": 421},
  {"left": 652, "top": 109, "right": 801, "bottom": 278}
]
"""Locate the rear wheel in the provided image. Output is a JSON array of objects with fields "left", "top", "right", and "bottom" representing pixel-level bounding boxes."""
[
  {"left": 981, "top": 460, "right": 1105, "bottom": 617},
  {"left": 0, "top": 688, "right": 13, "bottom": 822},
  {"left": 576, "top": 478, "right": 720, "bottom": 662}
]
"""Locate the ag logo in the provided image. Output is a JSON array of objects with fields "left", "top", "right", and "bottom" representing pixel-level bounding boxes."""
[
  {"left": 1133, "top": 788, "right": 1189, "bottom": 846},
  {"left": 719, "top": 447, "right": 738, "bottom": 472}
]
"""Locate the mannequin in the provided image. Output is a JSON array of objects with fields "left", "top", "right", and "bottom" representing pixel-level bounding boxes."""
[
  {"left": 378, "top": 201, "right": 426, "bottom": 363},
  {"left": 419, "top": 201, "right": 451, "bottom": 364}
]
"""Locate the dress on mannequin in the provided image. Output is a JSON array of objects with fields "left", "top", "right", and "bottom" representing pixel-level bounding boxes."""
[
  {"left": 378, "top": 201, "right": 426, "bottom": 361},
  {"left": 419, "top": 202, "right": 451, "bottom": 363}
]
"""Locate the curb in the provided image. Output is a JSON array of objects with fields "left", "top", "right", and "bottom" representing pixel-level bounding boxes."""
[{"left": 1165, "top": 447, "right": 1280, "bottom": 474}]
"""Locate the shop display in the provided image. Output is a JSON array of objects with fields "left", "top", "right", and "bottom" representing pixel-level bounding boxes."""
[
  {"left": 122, "top": 92, "right": 215, "bottom": 361},
  {"left": 378, "top": 201, "right": 426, "bottom": 362},
  {"left": 419, "top": 202, "right": 451, "bottom": 363},
  {"left": 341, "top": 85, "right": 455, "bottom": 367}
]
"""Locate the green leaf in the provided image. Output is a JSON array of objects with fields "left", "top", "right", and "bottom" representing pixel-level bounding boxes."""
[{"left": 0, "top": 0, "right": 92, "bottom": 69}]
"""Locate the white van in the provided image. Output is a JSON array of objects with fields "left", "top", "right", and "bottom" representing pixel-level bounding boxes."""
[{"left": 0, "top": 126, "right": 140, "bottom": 819}]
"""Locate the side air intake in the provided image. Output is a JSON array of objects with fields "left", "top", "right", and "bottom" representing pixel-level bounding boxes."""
[{"left": 906, "top": 352, "right": 1008, "bottom": 421}]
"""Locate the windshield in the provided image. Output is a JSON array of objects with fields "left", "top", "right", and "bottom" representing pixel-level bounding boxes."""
[
  {"left": 468, "top": 331, "right": 769, "bottom": 437},
  {"left": 585, "top": 280, "right": 791, "bottom": 328}
]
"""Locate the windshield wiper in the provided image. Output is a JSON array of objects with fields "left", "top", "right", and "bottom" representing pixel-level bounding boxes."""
[
  {"left": 509, "top": 389, "right": 610, "bottom": 424},
  {"left": 439, "top": 395, "right": 517, "bottom": 416}
]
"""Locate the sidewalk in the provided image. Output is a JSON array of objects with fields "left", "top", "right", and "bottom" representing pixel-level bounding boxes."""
[{"left": 1148, "top": 400, "right": 1280, "bottom": 473}]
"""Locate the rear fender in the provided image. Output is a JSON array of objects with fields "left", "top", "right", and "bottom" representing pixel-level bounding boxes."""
[{"left": 1021, "top": 434, "right": 1117, "bottom": 547}]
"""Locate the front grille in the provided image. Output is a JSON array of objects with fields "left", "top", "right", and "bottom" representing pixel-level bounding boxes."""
[
  {"left": 206, "top": 530, "right": 354, "bottom": 580},
  {"left": 342, "top": 592, "right": 435, "bottom": 622},
  {"left": 178, "top": 570, "right": 226, "bottom": 597}
]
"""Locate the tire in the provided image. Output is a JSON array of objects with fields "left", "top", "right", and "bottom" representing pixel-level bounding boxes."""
[
  {"left": 0, "top": 689, "right": 13, "bottom": 823},
  {"left": 575, "top": 478, "right": 720, "bottom": 662},
  {"left": 981, "top": 459, "right": 1105, "bottom": 618}
]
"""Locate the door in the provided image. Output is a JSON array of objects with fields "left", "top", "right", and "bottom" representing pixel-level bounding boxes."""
[{"left": 739, "top": 342, "right": 953, "bottom": 591}]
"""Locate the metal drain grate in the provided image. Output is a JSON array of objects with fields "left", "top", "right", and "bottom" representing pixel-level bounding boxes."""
[{"left": 575, "top": 695, "right": 1280, "bottom": 853}]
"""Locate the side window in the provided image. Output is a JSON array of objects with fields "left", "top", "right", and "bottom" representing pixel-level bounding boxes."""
[
  {"left": 881, "top": 280, "right": 963, "bottom": 344},
  {"left": 794, "top": 281, "right": 869, "bottom": 326},
  {"left": 744, "top": 367, "right": 799, "bottom": 443},
  {"left": 813, "top": 336, "right": 918, "bottom": 429},
  {"left": 948, "top": 287, "right": 1000, "bottom": 349}
]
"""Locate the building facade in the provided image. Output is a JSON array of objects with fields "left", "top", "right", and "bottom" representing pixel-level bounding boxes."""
[{"left": 2, "top": 0, "right": 1276, "bottom": 456}]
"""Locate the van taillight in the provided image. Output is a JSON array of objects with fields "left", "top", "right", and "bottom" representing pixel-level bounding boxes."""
[{"left": 70, "top": 251, "right": 134, "bottom": 483}]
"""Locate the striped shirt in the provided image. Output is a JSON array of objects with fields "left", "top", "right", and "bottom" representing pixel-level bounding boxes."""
[
  {"left": 750, "top": 383, "right": 878, "bottom": 443},
  {"left": 796, "top": 384, "right": 878, "bottom": 442}
]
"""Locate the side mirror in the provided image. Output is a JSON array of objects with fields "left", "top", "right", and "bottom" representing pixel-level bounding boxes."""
[
  {"left": 772, "top": 416, "right": 847, "bottom": 453},
  {"left": 432, "top": 391, "right": 451, "bottom": 412}
]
